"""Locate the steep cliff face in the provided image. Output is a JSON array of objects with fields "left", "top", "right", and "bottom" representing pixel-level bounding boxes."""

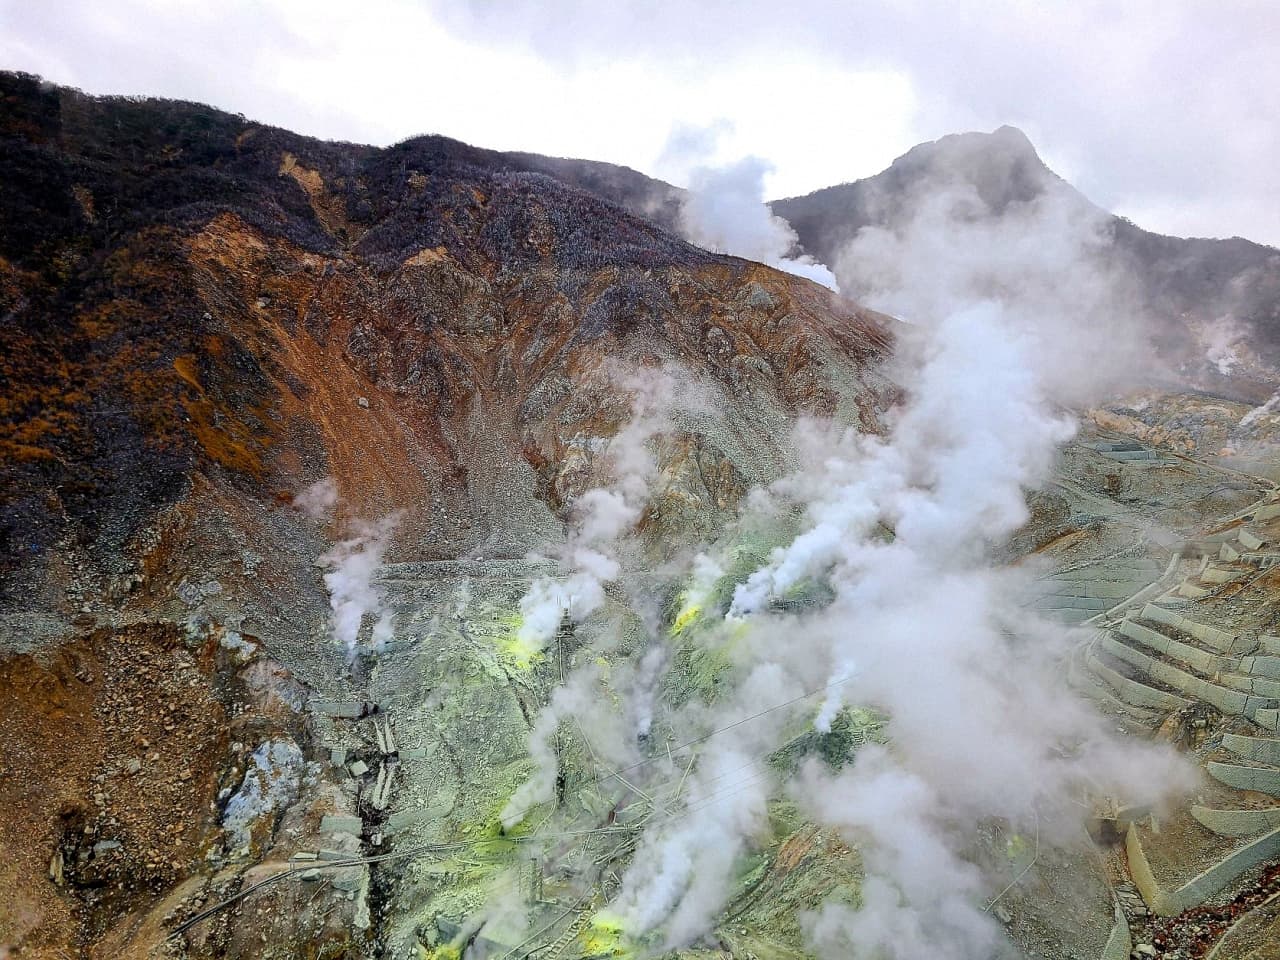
[{"left": 0, "top": 70, "right": 893, "bottom": 634}]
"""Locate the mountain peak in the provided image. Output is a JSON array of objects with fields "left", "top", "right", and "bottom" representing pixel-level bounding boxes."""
[
  {"left": 889, "top": 124, "right": 1050, "bottom": 185},
  {"left": 991, "top": 123, "right": 1036, "bottom": 148}
]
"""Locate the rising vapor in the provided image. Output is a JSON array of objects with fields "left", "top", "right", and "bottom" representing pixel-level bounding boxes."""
[
  {"left": 662, "top": 124, "right": 840, "bottom": 290},
  {"left": 603, "top": 179, "right": 1195, "bottom": 956},
  {"left": 295, "top": 477, "right": 402, "bottom": 661}
]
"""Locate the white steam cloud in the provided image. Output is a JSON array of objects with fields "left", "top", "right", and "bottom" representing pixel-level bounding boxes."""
[
  {"left": 514, "top": 366, "right": 679, "bottom": 656},
  {"left": 293, "top": 476, "right": 340, "bottom": 519},
  {"left": 319, "top": 514, "right": 400, "bottom": 661},
  {"left": 502, "top": 366, "right": 685, "bottom": 827},
  {"left": 614, "top": 661, "right": 799, "bottom": 946},
  {"left": 682, "top": 157, "right": 839, "bottom": 290},
  {"left": 295, "top": 477, "right": 401, "bottom": 661},
  {"left": 605, "top": 177, "right": 1194, "bottom": 954},
  {"left": 663, "top": 124, "right": 839, "bottom": 290},
  {"left": 796, "top": 750, "right": 998, "bottom": 958}
]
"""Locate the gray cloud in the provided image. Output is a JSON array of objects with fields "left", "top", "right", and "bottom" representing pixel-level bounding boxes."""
[
  {"left": 429, "top": 0, "right": 1280, "bottom": 245},
  {"left": 1, "top": 0, "right": 1274, "bottom": 243}
]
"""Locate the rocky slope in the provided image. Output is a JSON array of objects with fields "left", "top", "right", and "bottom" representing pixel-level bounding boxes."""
[
  {"left": 3, "top": 71, "right": 1279, "bottom": 960},
  {"left": 0, "top": 72, "right": 893, "bottom": 959},
  {"left": 0, "top": 70, "right": 893, "bottom": 636}
]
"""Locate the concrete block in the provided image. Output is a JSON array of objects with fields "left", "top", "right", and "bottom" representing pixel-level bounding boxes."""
[
  {"left": 1171, "top": 826, "right": 1280, "bottom": 909},
  {"left": 1074, "top": 657, "right": 1155, "bottom": 719},
  {"left": 1255, "top": 708, "right": 1280, "bottom": 732},
  {"left": 1034, "top": 595, "right": 1109, "bottom": 611},
  {"left": 289, "top": 851, "right": 318, "bottom": 861},
  {"left": 1105, "top": 555, "right": 1182, "bottom": 619},
  {"left": 1126, "top": 825, "right": 1177, "bottom": 916},
  {"left": 1220, "top": 543, "right": 1240, "bottom": 562},
  {"left": 1087, "top": 645, "right": 1190, "bottom": 712},
  {"left": 1207, "top": 761, "right": 1280, "bottom": 796},
  {"left": 1047, "top": 579, "right": 1140, "bottom": 599},
  {"left": 1118, "top": 620, "right": 1218, "bottom": 674},
  {"left": 1127, "top": 823, "right": 1280, "bottom": 916},
  {"left": 1243, "top": 694, "right": 1280, "bottom": 715},
  {"left": 1201, "top": 566, "right": 1236, "bottom": 584},
  {"left": 348, "top": 760, "right": 369, "bottom": 777},
  {"left": 401, "top": 747, "right": 428, "bottom": 760},
  {"left": 1218, "top": 673, "right": 1280, "bottom": 699},
  {"left": 1103, "top": 449, "right": 1160, "bottom": 461},
  {"left": 329, "top": 746, "right": 347, "bottom": 766},
  {"left": 1103, "top": 634, "right": 1252, "bottom": 715},
  {"left": 1200, "top": 679, "right": 1252, "bottom": 715},
  {"left": 1238, "top": 529, "right": 1265, "bottom": 551},
  {"left": 1100, "top": 905, "right": 1132, "bottom": 960},
  {"left": 1249, "top": 677, "right": 1280, "bottom": 698},
  {"left": 311, "top": 701, "right": 368, "bottom": 720},
  {"left": 374, "top": 716, "right": 396, "bottom": 755},
  {"left": 1140, "top": 604, "right": 1244, "bottom": 654},
  {"left": 369, "top": 764, "right": 393, "bottom": 811},
  {"left": 1254, "top": 503, "right": 1280, "bottom": 521},
  {"left": 1191, "top": 805, "right": 1280, "bottom": 837},
  {"left": 1241, "top": 656, "right": 1280, "bottom": 680},
  {"left": 319, "top": 814, "right": 363, "bottom": 835},
  {"left": 1261, "top": 636, "right": 1280, "bottom": 656},
  {"left": 1177, "top": 581, "right": 1211, "bottom": 599}
]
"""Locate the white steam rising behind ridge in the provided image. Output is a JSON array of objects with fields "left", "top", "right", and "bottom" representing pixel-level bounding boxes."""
[
  {"left": 662, "top": 123, "right": 839, "bottom": 290},
  {"left": 681, "top": 156, "right": 839, "bottom": 290}
]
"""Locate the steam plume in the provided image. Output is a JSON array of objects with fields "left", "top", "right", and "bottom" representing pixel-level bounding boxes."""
[
  {"left": 318, "top": 513, "right": 401, "bottom": 661},
  {"left": 502, "top": 366, "right": 683, "bottom": 825},
  {"left": 294, "top": 477, "right": 401, "bottom": 661},
  {"left": 609, "top": 180, "right": 1194, "bottom": 954},
  {"left": 513, "top": 366, "right": 679, "bottom": 657},
  {"left": 663, "top": 125, "right": 839, "bottom": 290}
]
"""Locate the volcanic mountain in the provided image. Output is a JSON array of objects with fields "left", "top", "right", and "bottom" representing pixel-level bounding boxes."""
[
  {"left": 3, "top": 71, "right": 1280, "bottom": 960},
  {"left": 0, "top": 72, "right": 896, "bottom": 958},
  {"left": 772, "top": 126, "right": 1280, "bottom": 400},
  {"left": 0, "top": 70, "right": 892, "bottom": 624}
]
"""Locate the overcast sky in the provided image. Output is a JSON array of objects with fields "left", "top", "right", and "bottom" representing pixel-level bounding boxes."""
[{"left": 2, "top": 0, "right": 1276, "bottom": 245}]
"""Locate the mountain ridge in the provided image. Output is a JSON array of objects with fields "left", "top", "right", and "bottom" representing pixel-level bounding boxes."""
[
  {"left": 2, "top": 70, "right": 1279, "bottom": 960},
  {"left": 770, "top": 125, "right": 1280, "bottom": 400},
  {"left": 0, "top": 68, "right": 893, "bottom": 614}
]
